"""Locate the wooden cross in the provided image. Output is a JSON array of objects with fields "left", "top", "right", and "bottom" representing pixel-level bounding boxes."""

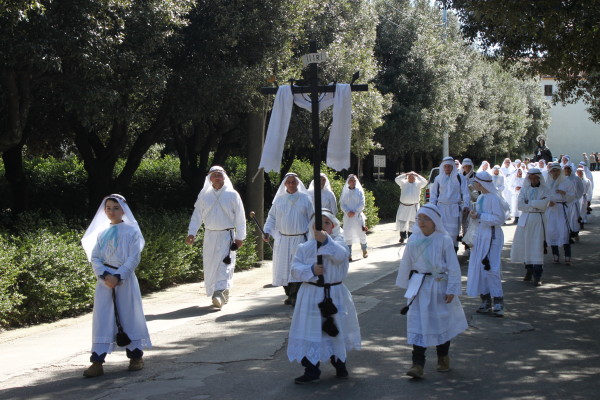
[{"left": 260, "top": 40, "right": 368, "bottom": 235}]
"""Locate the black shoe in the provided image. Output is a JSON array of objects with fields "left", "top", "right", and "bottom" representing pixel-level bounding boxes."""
[
  {"left": 294, "top": 374, "right": 320, "bottom": 384},
  {"left": 336, "top": 368, "right": 349, "bottom": 379}
]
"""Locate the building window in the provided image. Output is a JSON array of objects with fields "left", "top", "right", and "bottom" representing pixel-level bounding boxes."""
[{"left": 544, "top": 85, "right": 553, "bottom": 96}]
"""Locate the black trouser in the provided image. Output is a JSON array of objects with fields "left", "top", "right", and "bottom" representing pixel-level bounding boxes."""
[
  {"left": 91, "top": 348, "right": 143, "bottom": 363},
  {"left": 525, "top": 264, "right": 543, "bottom": 280},
  {"left": 551, "top": 244, "right": 571, "bottom": 257},
  {"left": 412, "top": 341, "right": 450, "bottom": 367},
  {"left": 284, "top": 282, "right": 301, "bottom": 300}
]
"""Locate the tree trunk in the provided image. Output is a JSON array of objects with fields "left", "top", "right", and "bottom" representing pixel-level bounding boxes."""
[
  {"left": 0, "top": 68, "right": 32, "bottom": 153},
  {"left": 245, "top": 111, "right": 265, "bottom": 260},
  {"left": 2, "top": 143, "right": 29, "bottom": 213}
]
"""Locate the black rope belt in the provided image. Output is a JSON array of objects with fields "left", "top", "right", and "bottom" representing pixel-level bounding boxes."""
[
  {"left": 280, "top": 232, "right": 308, "bottom": 236},
  {"left": 308, "top": 281, "right": 342, "bottom": 288},
  {"left": 104, "top": 264, "right": 118, "bottom": 270},
  {"left": 400, "top": 202, "right": 418, "bottom": 206}
]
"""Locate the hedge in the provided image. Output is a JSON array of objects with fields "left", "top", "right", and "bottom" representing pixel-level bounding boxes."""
[{"left": 0, "top": 210, "right": 259, "bottom": 328}]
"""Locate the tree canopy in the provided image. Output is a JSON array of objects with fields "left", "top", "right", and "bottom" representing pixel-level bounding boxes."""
[{"left": 450, "top": 0, "right": 600, "bottom": 122}]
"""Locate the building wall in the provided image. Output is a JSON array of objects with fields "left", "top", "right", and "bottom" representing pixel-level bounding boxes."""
[{"left": 542, "top": 77, "right": 600, "bottom": 164}]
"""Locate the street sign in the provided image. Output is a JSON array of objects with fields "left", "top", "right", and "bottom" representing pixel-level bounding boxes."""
[
  {"left": 374, "top": 155, "right": 386, "bottom": 168},
  {"left": 301, "top": 52, "right": 327, "bottom": 67}
]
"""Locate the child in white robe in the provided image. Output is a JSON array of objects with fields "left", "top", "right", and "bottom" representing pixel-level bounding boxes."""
[
  {"left": 80, "top": 194, "right": 151, "bottom": 377},
  {"left": 287, "top": 209, "right": 361, "bottom": 384},
  {"left": 396, "top": 203, "right": 468, "bottom": 379},
  {"left": 340, "top": 174, "right": 369, "bottom": 259},
  {"left": 466, "top": 171, "right": 510, "bottom": 317}
]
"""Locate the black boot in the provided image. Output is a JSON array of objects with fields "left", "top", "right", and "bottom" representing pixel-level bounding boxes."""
[
  {"left": 295, "top": 357, "right": 321, "bottom": 384},
  {"left": 533, "top": 265, "right": 543, "bottom": 286},
  {"left": 399, "top": 231, "right": 407, "bottom": 244},
  {"left": 523, "top": 265, "right": 533, "bottom": 281},
  {"left": 477, "top": 294, "right": 492, "bottom": 313},
  {"left": 330, "top": 355, "right": 349, "bottom": 378}
]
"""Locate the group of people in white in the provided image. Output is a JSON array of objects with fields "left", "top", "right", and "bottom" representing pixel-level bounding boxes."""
[{"left": 77, "top": 152, "right": 593, "bottom": 383}]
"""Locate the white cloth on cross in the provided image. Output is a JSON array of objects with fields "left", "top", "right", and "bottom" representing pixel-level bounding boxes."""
[{"left": 259, "top": 84, "right": 352, "bottom": 173}]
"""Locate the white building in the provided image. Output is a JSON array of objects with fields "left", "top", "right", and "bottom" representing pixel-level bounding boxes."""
[{"left": 541, "top": 77, "right": 600, "bottom": 163}]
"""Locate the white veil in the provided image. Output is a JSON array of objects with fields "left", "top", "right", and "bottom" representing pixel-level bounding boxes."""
[{"left": 81, "top": 194, "right": 145, "bottom": 262}]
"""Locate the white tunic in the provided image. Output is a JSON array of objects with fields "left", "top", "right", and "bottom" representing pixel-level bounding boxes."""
[
  {"left": 492, "top": 173, "right": 505, "bottom": 193},
  {"left": 395, "top": 174, "right": 427, "bottom": 231},
  {"left": 580, "top": 177, "right": 593, "bottom": 223},
  {"left": 545, "top": 178, "right": 576, "bottom": 246},
  {"left": 566, "top": 175, "right": 584, "bottom": 231},
  {"left": 396, "top": 232, "right": 468, "bottom": 347},
  {"left": 466, "top": 194, "right": 506, "bottom": 297},
  {"left": 309, "top": 189, "right": 338, "bottom": 216},
  {"left": 264, "top": 192, "right": 314, "bottom": 286},
  {"left": 429, "top": 174, "right": 470, "bottom": 244},
  {"left": 340, "top": 188, "right": 367, "bottom": 244},
  {"left": 509, "top": 176, "right": 525, "bottom": 218},
  {"left": 287, "top": 234, "right": 361, "bottom": 364},
  {"left": 511, "top": 185, "right": 550, "bottom": 264},
  {"left": 90, "top": 224, "right": 151, "bottom": 351},
  {"left": 188, "top": 186, "right": 247, "bottom": 296}
]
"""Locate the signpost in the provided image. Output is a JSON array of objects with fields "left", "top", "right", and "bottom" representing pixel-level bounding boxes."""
[{"left": 374, "top": 154, "right": 386, "bottom": 181}]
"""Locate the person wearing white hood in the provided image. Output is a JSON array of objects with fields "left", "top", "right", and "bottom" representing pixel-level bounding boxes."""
[
  {"left": 81, "top": 194, "right": 151, "bottom": 377},
  {"left": 186, "top": 166, "right": 247, "bottom": 309},
  {"left": 491, "top": 165, "right": 506, "bottom": 193},
  {"left": 466, "top": 171, "right": 510, "bottom": 316},
  {"left": 563, "top": 164, "right": 584, "bottom": 241},
  {"left": 308, "top": 173, "right": 338, "bottom": 216},
  {"left": 340, "top": 174, "right": 369, "bottom": 260},
  {"left": 395, "top": 171, "right": 428, "bottom": 243},
  {"left": 459, "top": 158, "right": 478, "bottom": 254},
  {"left": 287, "top": 209, "right": 361, "bottom": 384},
  {"left": 578, "top": 160, "right": 594, "bottom": 215},
  {"left": 537, "top": 159, "right": 549, "bottom": 181},
  {"left": 577, "top": 166, "right": 593, "bottom": 225},
  {"left": 510, "top": 168, "right": 551, "bottom": 286},
  {"left": 396, "top": 203, "right": 468, "bottom": 379},
  {"left": 429, "top": 157, "right": 470, "bottom": 252},
  {"left": 477, "top": 161, "right": 491, "bottom": 173},
  {"left": 545, "top": 163, "right": 576, "bottom": 265},
  {"left": 500, "top": 158, "right": 516, "bottom": 215},
  {"left": 264, "top": 172, "right": 314, "bottom": 306},
  {"left": 508, "top": 167, "right": 526, "bottom": 224}
]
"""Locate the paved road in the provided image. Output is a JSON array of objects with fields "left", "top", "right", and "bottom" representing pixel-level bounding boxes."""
[{"left": 2, "top": 173, "right": 600, "bottom": 400}]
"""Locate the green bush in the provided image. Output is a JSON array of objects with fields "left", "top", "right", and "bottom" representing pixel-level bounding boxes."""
[
  {"left": 363, "top": 180, "right": 400, "bottom": 221},
  {"left": 0, "top": 209, "right": 262, "bottom": 328},
  {"left": 12, "top": 229, "right": 95, "bottom": 325},
  {"left": 0, "top": 237, "right": 24, "bottom": 326}
]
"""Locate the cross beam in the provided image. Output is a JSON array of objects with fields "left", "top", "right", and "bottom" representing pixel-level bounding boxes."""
[{"left": 260, "top": 40, "right": 368, "bottom": 234}]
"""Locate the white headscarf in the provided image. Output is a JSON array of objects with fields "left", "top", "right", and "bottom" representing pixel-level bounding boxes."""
[
  {"left": 474, "top": 171, "right": 510, "bottom": 216},
  {"left": 81, "top": 194, "right": 145, "bottom": 262},
  {"left": 272, "top": 172, "right": 309, "bottom": 204},
  {"left": 492, "top": 165, "right": 503, "bottom": 176},
  {"left": 306, "top": 208, "right": 343, "bottom": 241},
  {"left": 438, "top": 156, "right": 459, "bottom": 186},
  {"left": 340, "top": 174, "right": 365, "bottom": 200},
  {"left": 199, "top": 166, "right": 234, "bottom": 196},
  {"left": 477, "top": 161, "right": 491, "bottom": 173},
  {"left": 501, "top": 158, "right": 516, "bottom": 176},
  {"left": 410, "top": 203, "right": 448, "bottom": 239},
  {"left": 460, "top": 158, "right": 474, "bottom": 176},
  {"left": 308, "top": 173, "right": 333, "bottom": 193},
  {"left": 547, "top": 162, "right": 566, "bottom": 187},
  {"left": 522, "top": 167, "right": 548, "bottom": 190}
]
